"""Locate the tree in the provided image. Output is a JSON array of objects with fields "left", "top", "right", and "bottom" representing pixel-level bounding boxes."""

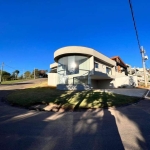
[
  {"left": 35, "top": 69, "right": 39, "bottom": 78},
  {"left": 31, "top": 69, "right": 39, "bottom": 79},
  {"left": 39, "top": 70, "right": 48, "bottom": 78},
  {"left": 15, "top": 70, "right": 19, "bottom": 78},
  {"left": 12, "top": 70, "right": 20, "bottom": 79},
  {"left": 18, "top": 75, "right": 23, "bottom": 79},
  {"left": 24, "top": 71, "right": 31, "bottom": 79},
  {"left": 1, "top": 71, "right": 11, "bottom": 81},
  {"left": 31, "top": 69, "right": 48, "bottom": 78}
]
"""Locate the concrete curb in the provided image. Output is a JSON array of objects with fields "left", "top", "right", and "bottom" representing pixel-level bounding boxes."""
[{"left": 144, "top": 89, "right": 150, "bottom": 99}]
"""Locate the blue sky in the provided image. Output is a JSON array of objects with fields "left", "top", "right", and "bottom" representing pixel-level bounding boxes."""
[{"left": 0, "top": 0, "right": 150, "bottom": 75}]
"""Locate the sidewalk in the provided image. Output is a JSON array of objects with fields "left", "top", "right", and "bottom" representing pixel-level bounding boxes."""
[{"left": 98, "top": 88, "right": 148, "bottom": 97}]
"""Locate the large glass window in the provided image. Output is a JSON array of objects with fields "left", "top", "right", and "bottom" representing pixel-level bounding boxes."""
[
  {"left": 67, "top": 56, "right": 79, "bottom": 74},
  {"left": 57, "top": 55, "right": 90, "bottom": 84}
]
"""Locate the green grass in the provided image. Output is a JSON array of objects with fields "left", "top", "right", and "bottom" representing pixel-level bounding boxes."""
[
  {"left": 6, "top": 87, "right": 140, "bottom": 110},
  {"left": 1, "top": 79, "right": 33, "bottom": 84}
]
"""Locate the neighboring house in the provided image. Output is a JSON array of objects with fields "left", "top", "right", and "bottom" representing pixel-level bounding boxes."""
[
  {"left": 48, "top": 46, "right": 137, "bottom": 90},
  {"left": 131, "top": 67, "right": 150, "bottom": 82},
  {"left": 111, "top": 56, "right": 128, "bottom": 75},
  {"left": 126, "top": 64, "right": 132, "bottom": 75}
]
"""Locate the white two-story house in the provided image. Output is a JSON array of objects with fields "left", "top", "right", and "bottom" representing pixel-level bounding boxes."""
[{"left": 48, "top": 46, "right": 137, "bottom": 90}]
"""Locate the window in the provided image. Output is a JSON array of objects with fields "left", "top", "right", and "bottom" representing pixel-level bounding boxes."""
[
  {"left": 94, "top": 62, "right": 99, "bottom": 68},
  {"left": 57, "top": 55, "right": 89, "bottom": 84},
  {"left": 106, "top": 67, "right": 112, "bottom": 75},
  {"left": 73, "top": 76, "right": 88, "bottom": 84}
]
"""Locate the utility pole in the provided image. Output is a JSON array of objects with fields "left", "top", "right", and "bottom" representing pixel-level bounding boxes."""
[
  {"left": 34, "top": 68, "right": 35, "bottom": 79},
  {"left": 0, "top": 62, "right": 4, "bottom": 84},
  {"left": 141, "top": 46, "right": 148, "bottom": 87},
  {"left": 23, "top": 69, "right": 24, "bottom": 79}
]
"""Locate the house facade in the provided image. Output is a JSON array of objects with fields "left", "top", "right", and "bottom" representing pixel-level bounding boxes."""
[{"left": 48, "top": 46, "right": 137, "bottom": 90}]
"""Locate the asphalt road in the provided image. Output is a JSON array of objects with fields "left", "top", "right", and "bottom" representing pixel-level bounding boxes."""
[
  {"left": 0, "top": 100, "right": 150, "bottom": 150},
  {"left": 0, "top": 79, "right": 150, "bottom": 150},
  {"left": 0, "top": 78, "right": 47, "bottom": 90},
  {"left": 0, "top": 78, "right": 47, "bottom": 103}
]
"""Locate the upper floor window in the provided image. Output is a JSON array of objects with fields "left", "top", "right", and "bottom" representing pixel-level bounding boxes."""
[
  {"left": 94, "top": 62, "right": 99, "bottom": 68},
  {"left": 106, "top": 67, "right": 112, "bottom": 75}
]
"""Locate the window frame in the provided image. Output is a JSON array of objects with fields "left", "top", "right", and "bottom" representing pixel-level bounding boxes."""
[
  {"left": 106, "top": 67, "right": 112, "bottom": 75},
  {"left": 94, "top": 62, "right": 99, "bottom": 69}
]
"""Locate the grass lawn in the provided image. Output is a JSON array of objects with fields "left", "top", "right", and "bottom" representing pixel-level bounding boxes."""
[
  {"left": 1, "top": 79, "right": 33, "bottom": 85},
  {"left": 6, "top": 87, "right": 140, "bottom": 110}
]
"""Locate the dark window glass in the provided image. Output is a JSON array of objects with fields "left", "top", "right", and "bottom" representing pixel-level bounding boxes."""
[
  {"left": 95, "top": 63, "right": 98, "bottom": 68},
  {"left": 106, "top": 67, "right": 112, "bottom": 75}
]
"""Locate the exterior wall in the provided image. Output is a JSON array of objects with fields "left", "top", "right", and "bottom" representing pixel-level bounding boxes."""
[
  {"left": 115, "top": 75, "right": 138, "bottom": 88},
  {"left": 94, "top": 59, "right": 116, "bottom": 76},
  {"left": 48, "top": 73, "right": 57, "bottom": 87},
  {"left": 91, "top": 76, "right": 137, "bottom": 89},
  {"left": 50, "top": 63, "right": 58, "bottom": 69},
  {"left": 89, "top": 56, "right": 94, "bottom": 75},
  {"left": 115, "top": 72, "right": 126, "bottom": 77},
  {"left": 112, "top": 67, "right": 116, "bottom": 76}
]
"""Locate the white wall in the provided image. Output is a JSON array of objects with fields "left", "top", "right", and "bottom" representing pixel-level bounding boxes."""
[
  {"left": 94, "top": 60, "right": 116, "bottom": 76},
  {"left": 91, "top": 76, "right": 137, "bottom": 89},
  {"left": 48, "top": 73, "right": 57, "bottom": 87},
  {"left": 115, "top": 72, "right": 126, "bottom": 77},
  {"left": 89, "top": 56, "right": 94, "bottom": 75},
  {"left": 115, "top": 75, "right": 138, "bottom": 87}
]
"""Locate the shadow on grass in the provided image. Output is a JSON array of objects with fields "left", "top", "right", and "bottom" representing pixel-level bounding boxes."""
[
  {"left": 78, "top": 91, "right": 140, "bottom": 109},
  {"left": 73, "top": 91, "right": 90, "bottom": 111},
  {"left": 4, "top": 87, "right": 140, "bottom": 112}
]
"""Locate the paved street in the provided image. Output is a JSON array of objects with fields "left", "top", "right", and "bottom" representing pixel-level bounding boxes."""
[
  {"left": 0, "top": 78, "right": 47, "bottom": 90},
  {"left": 0, "top": 98, "right": 150, "bottom": 149},
  {"left": 0, "top": 80, "right": 150, "bottom": 150}
]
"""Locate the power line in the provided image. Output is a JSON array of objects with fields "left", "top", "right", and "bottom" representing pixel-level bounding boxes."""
[
  {"left": 4, "top": 64, "right": 17, "bottom": 70},
  {"left": 128, "top": 0, "right": 149, "bottom": 87},
  {"left": 146, "top": 63, "right": 150, "bottom": 69},
  {"left": 128, "top": 0, "right": 141, "bottom": 50}
]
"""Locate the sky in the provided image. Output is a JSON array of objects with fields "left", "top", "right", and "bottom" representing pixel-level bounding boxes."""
[{"left": 0, "top": 0, "right": 150, "bottom": 75}]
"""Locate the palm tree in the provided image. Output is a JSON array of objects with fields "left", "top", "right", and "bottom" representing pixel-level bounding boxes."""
[{"left": 13, "top": 70, "right": 20, "bottom": 79}]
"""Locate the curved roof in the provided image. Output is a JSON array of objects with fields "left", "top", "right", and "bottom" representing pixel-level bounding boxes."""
[{"left": 54, "top": 46, "right": 116, "bottom": 66}]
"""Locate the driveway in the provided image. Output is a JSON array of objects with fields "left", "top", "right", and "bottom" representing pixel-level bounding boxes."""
[{"left": 99, "top": 88, "right": 148, "bottom": 97}]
